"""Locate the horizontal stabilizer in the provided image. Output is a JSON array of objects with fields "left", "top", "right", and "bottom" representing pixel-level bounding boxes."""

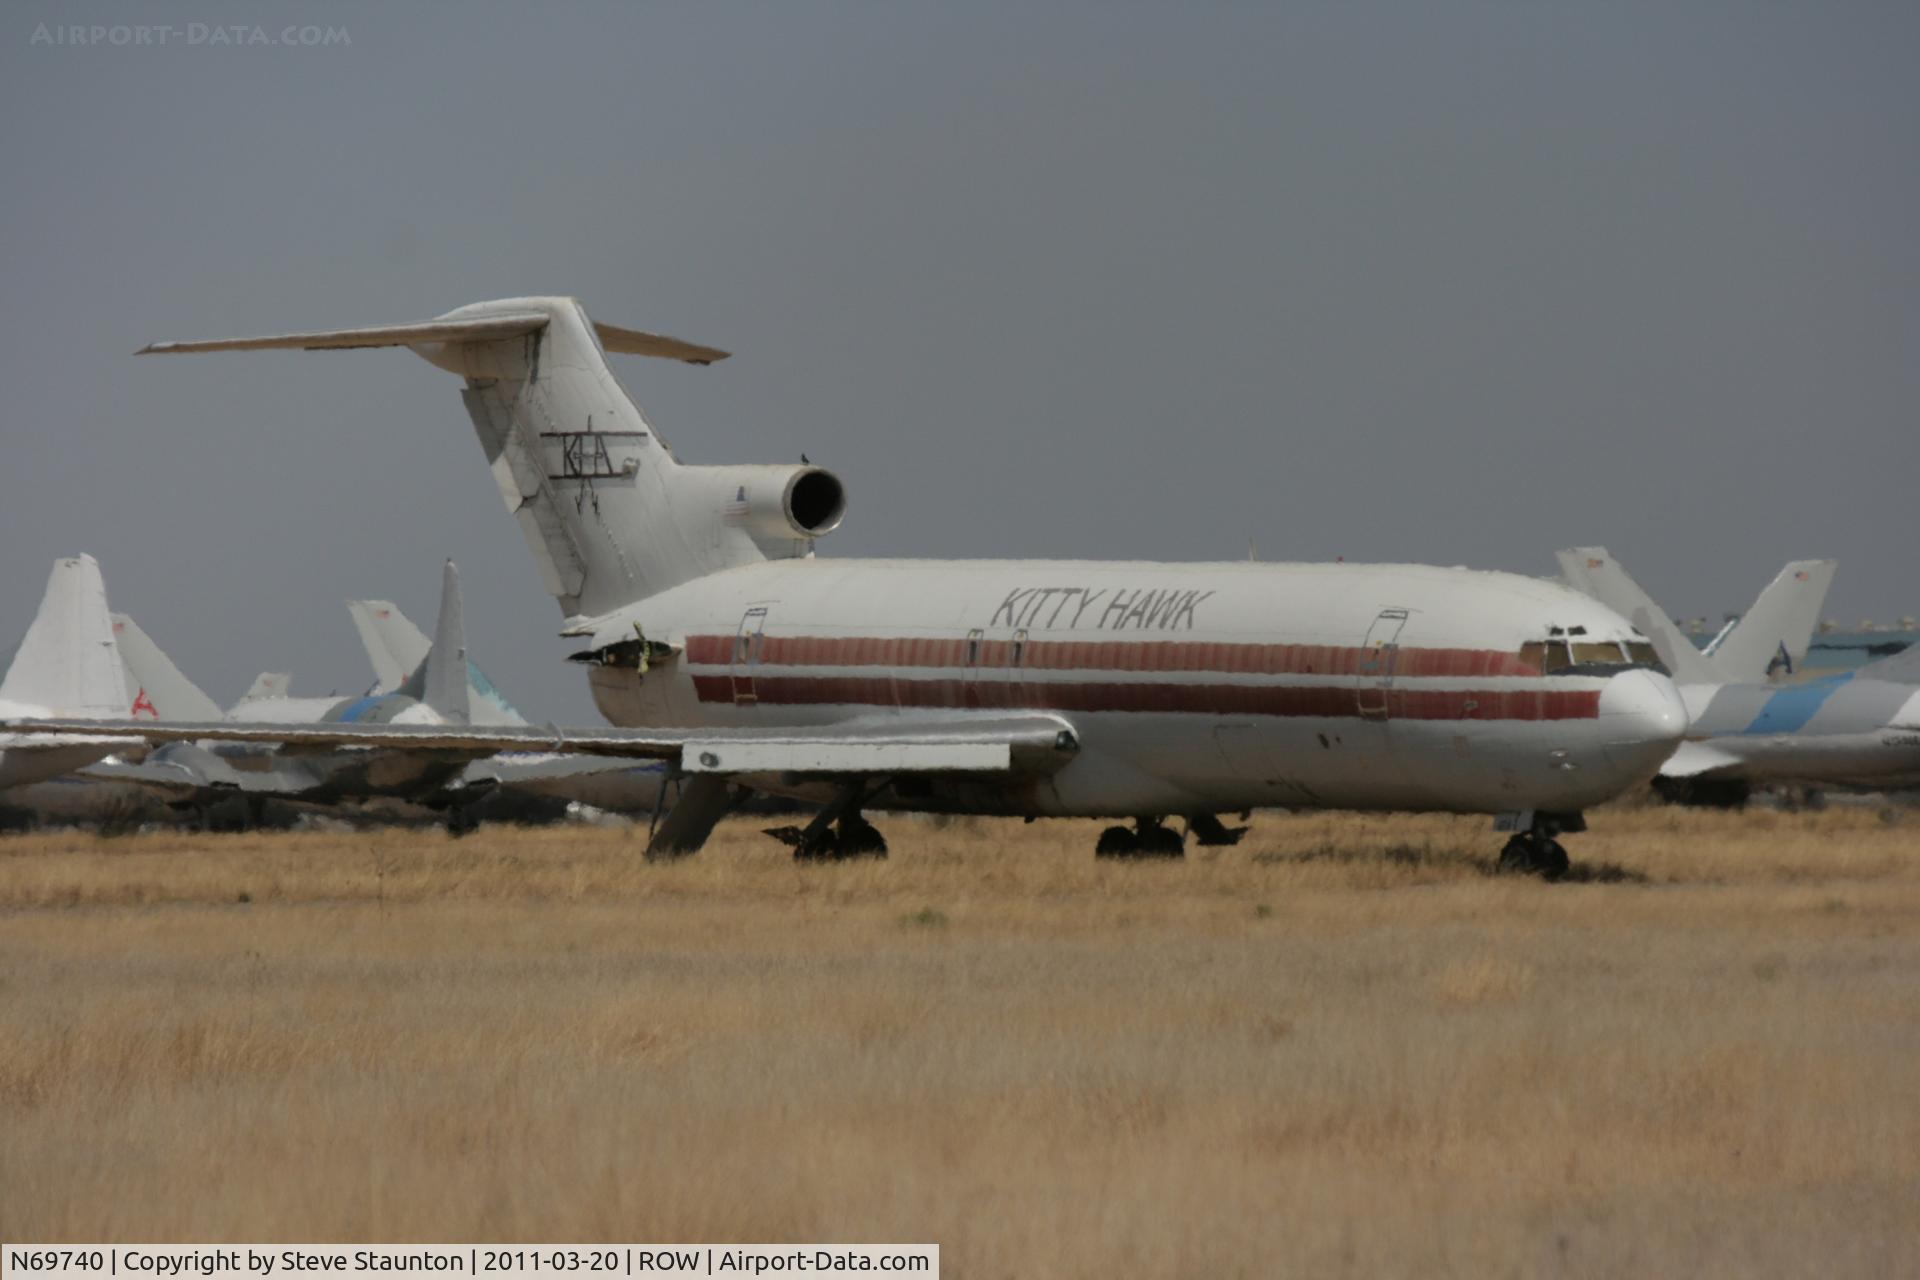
[
  {"left": 139, "top": 313, "right": 727, "bottom": 365},
  {"left": 591, "top": 322, "right": 730, "bottom": 365},
  {"left": 138, "top": 314, "right": 550, "bottom": 355}
]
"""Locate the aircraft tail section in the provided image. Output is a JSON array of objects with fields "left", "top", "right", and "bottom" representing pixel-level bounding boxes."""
[
  {"left": 0, "top": 555, "right": 130, "bottom": 716},
  {"left": 396, "top": 561, "right": 471, "bottom": 725},
  {"left": 111, "top": 614, "right": 222, "bottom": 721},
  {"left": 348, "top": 599, "right": 430, "bottom": 694},
  {"left": 352, "top": 596, "right": 527, "bottom": 727},
  {"left": 1712, "top": 559, "right": 1837, "bottom": 681},
  {"left": 1556, "top": 547, "right": 1723, "bottom": 686},
  {"left": 233, "top": 673, "right": 292, "bottom": 708},
  {"left": 142, "top": 298, "right": 846, "bottom": 623}
]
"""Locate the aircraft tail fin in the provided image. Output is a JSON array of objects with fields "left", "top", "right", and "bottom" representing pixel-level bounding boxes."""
[
  {"left": 413, "top": 561, "right": 471, "bottom": 725},
  {"left": 111, "top": 614, "right": 222, "bottom": 721},
  {"left": 235, "top": 672, "right": 292, "bottom": 706},
  {"left": 348, "top": 599, "right": 430, "bottom": 694},
  {"left": 141, "top": 298, "right": 845, "bottom": 623},
  {"left": 353, "top": 596, "right": 528, "bottom": 726},
  {"left": 1556, "top": 547, "right": 1724, "bottom": 686},
  {"left": 1712, "top": 559, "right": 1837, "bottom": 681},
  {"left": 0, "top": 554, "right": 130, "bottom": 717}
]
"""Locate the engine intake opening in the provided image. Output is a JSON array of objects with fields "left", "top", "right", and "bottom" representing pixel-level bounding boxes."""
[{"left": 788, "top": 468, "right": 847, "bottom": 535}]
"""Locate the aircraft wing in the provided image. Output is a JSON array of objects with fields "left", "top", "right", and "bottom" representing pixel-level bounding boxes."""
[
  {"left": 0, "top": 714, "right": 1081, "bottom": 776},
  {"left": 1659, "top": 740, "right": 1747, "bottom": 779}
]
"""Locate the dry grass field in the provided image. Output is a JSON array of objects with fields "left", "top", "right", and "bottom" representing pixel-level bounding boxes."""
[{"left": 2, "top": 806, "right": 1918, "bottom": 1276}]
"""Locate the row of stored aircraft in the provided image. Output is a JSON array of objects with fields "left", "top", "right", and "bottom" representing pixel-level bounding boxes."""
[
  {"left": 0, "top": 555, "right": 670, "bottom": 827},
  {"left": 7, "top": 296, "right": 1916, "bottom": 874}
]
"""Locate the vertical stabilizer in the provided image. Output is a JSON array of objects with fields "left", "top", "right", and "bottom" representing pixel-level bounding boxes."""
[
  {"left": 0, "top": 555, "right": 130, "bottom": 716},
  {"left": 234, "top": 673, "right": 293, "bottom": 707},
  {"left": 112, "top": 614, "right": 222, "bottom": 721},
  {"left": 1710, "top": 560, "right": 1837, "bottom": 681},
  {"left": 1556, "top": 548, "right": 1723, "bottom": 686},
  {"left": 419, "top": 561, "right": 471, "bottom": 725},
  {"left": 352, "top": 597, "right": 527, "bottom": 726},
  {"left": 348, "top": 599, "right": 430, "bottom": 694}
]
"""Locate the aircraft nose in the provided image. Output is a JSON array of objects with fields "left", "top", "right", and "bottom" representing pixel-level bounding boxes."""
[{"left": 1598, "top": 668, "right": 1688, "bottom": 776}]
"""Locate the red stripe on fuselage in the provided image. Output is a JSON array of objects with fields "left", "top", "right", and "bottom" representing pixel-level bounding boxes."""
[
  {"left": 684, "top": 634, "right": 1539, "bottom": 679},
  {"left": 686, "top": 673, "right": 1599, "bottom": 721}
]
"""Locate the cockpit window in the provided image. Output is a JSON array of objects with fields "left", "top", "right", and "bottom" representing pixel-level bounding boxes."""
[{"left": 1519, "top": 637, "right": 1667, "bottom": 675}]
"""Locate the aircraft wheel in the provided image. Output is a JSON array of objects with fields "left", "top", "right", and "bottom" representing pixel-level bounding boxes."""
[
  {"left": 1537, "top": 838, "right": 1570, "bottom": 881},
  {"left": 1496, "top": 833, "right": 1570, "bottom": 880},
  {"left": 1132, "top": 819, "right": 1187, "bottom": 858},
  {"left": 1094, "top": 825, "right": 1139, "bottom": 858},
  {"left": 445, "top": 807, "right": 480, "bottom": 839},
  {"left": 835, "top": 815, "right": 889, "bottom": 859},
  {"left": 1496, "top": 834, "right": 1538, "bottom": 876}
]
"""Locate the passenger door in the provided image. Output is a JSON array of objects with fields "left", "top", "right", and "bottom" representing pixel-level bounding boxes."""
[
  {"left": 1355, "top": 608, "right": 1409, "bottom": 720},
  {"left": 731, "top": 607, "right": 768, "bottom": 705}
]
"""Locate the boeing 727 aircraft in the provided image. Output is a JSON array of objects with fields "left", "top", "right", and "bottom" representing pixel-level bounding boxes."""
[{"left": 13, "top": 297, "right": 1687, "bottom": 874}]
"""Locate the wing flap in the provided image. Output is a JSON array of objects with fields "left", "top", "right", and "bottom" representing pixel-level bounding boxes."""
[{"left": 1, "top": 714, "right": 1077, "bottom": 775}]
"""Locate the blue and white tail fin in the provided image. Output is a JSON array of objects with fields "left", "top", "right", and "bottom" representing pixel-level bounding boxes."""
[
  {"left": 1556, "top": 547, "right": 1724, "bottom": 686},
  {"left": 0, "top": 554, "right": 130, "bottom": 717},
  {"left": 141, "top": 298, "right": 846, "bottom": 624},
  {"left": 350, "top": 596, "right": 527, "bottom": 726},
  {"left": 111, "top": 613, "right": 222, "bottom": 721},
  {"left": 1711, "top": 559, "right": 1837, "bottom": 682}
]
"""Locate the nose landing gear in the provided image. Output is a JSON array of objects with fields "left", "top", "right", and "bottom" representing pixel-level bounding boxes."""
[{"left": 1494, "top": 811, "right": 1584, "bottom": 880}]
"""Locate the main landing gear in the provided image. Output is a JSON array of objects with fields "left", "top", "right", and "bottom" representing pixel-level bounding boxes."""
[
  {"left": 1095, "top": 816, "right": 1186, "bottom": 859},
  {"left": 1494, "top": 811, "right": 1585, "bottom": 881},
  {"left": 765, "top": 782, "right": 890, "bottom": 861},
  {"left": 1094, "top": 812, "right": 1250, "bottom": 859}
]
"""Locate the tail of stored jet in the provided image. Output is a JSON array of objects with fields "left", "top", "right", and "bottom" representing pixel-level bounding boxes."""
[
  {"left": 232, "top": 672, "right": 292, "bottom": 710},
  {"left": 1710, "top": 559, "right": 1837, "bottom": 682},
  {"left": 1556, "top": 548, "right": 1723, "bottom": 686},
  {"left": 0, "top": 555, "right": 130, "bottom": 716},
  {"left": 391, "top": 561, "right": 471, "bottom": 725},
  {"left": 348, "top": 597, "right": 527, "bottom": 725},
  {"left": 111, "top": 614, "right": 223, "bottom": 721},
  {"left": 347, "top": 600, "right": 427, "bottom": 694},
  {"left": 141, "top": 298, "right": 848, "bottom": 623}
]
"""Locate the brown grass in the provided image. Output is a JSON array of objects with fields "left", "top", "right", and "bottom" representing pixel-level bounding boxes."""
[{"left": 3, "top": 807, "right": 1918, "bottom": 1276}]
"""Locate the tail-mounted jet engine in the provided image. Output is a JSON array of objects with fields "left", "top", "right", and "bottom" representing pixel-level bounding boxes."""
[{"left": 677, "top": 464, "right": 846, "bottom": 546}]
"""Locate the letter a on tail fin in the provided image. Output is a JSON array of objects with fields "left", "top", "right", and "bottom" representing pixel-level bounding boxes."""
[
  {"left": 1711, "top": 559, "right": 1837, "bottom": 681},
  {"left": 111, "top": 614, "right": 222, "bottom": 721},
  {"left": 0, "top": 554, "right": 129, "bottom": 716}
]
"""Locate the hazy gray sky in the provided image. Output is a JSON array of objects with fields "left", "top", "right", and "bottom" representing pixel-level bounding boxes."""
[{"left": 4, "top": 2, "right": 1915, "bottom": 721}]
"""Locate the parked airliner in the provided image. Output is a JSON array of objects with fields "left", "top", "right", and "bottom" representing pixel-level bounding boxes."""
[{"left": 13, "top": 298, "right": 1686, "bottom": 874}]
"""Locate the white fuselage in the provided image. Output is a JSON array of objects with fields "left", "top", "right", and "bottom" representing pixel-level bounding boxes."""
[{"left": 581, "top": 557, "right": 1687, "bottom": 818}]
